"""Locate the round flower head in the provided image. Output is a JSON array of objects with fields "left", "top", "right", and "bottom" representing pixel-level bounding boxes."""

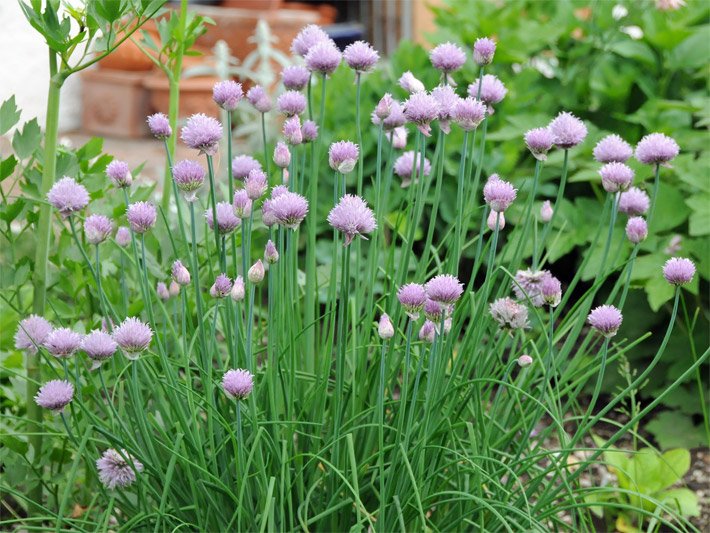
[
  {"left": 305, "top": 40, "right": 341, "bottom": 75},
  {"left": 663, "top": 257, "right": 696, "bottom": 285},
  {"left": 419, "top": 320, "right": 436, "bottom": 343},
  {"left": 222, "top": 368, "right": 254, "bottom": 399},
  {"left": 453, "top": 97, "right": 486, "bottom": 131},
  {"left": 490, "top": 297, "right": 530, "bottom": 330},
  {"left": 599, "top": 162, "right": 634, "bottom": 193},
  {"left": 82, "top": 329, "right": 117, "bottom": 362},
  {"left": 35, "top": 379, "right": 74, "bottom": 412},
  {"left": 180, "top": 113, "right": 222, "bottom": 156},
  {"left": 281, "top": 65, "right": 310, "bottom": 90},
  {"left": 277, "top": 90, "right": 307, "bottom": 117},
  {"left": 47, "top": 177, "right": 90, "bottom": 217},
  {"left": 426, "top": 274, "right": 464, "bottom": 305},
  {"left": 173, "top": 159, "right": 205, "bottom": 201},
  {"left": 594, "top": 134, "right": 633, "bottom": 163},
  {"left": 156, "top": 281, "right": 170, "bottom": 301},
  {"left": 232, "top": 155, "right": 262, "bottom": 181},
  {"left": 283, "top": 115, "right": 303, "bottom": 145},
  {"left": 517, "top": 354, "right": 533, "bottom": 368},
  {"left": 487, "top": 210, "right": 506, "bottom": 231},
  {"left": 548, "top": 111, "right": 588, "bottom": 149},
  {"left": 399, "top": 71, "right": 425, "bottom": 94},
  {"left": 97, "top": 449, "right": 143, "bottom": 490},
  {"left": 587, "top": 305, "right": 623, "bottom": 337},
  {"left": 378, "top": 313, "right": 395, "bottom": 339},
  {"left": 540, "top": 200, "right": 554, "bottom": 222},
  {"left": 483, "top": 175, "right": 517, "bottom": 212},
  {"left": 540, "top": 275, "right": 562, "bottom": 307},
  {"left": 343, "top": 40, "right": 379, "bottom": 72},
  {"left": 115, "top": 226, "right": 131, "bottom": 247},
  {"left": 205, "top": 202, "right": 240, "bottom": 234},
  {"left": 15, "top": 315, "right": 53, "bottom": 354},
  {"left": 269, "top": 191, "right": 309, "bottom": 229},
  {"left": 84, "top": 214, "right": 113, "bottom": 245},
  {"left": 212, "top": 80, "right": 243, "bottom": 111},
  {"left": 635, "top": 133, "right": 680, "bottom": 165},
  {"left": 468, "top": 75, "right": 507, "bottom": 106},
  {"left": 398, "top": 283, "right": 427, "bottom": 319},
  {"left": 113, "top": 317, "right": 152, "bottom": 359},
  {"left": 44, "top": 328, "right": 83, "bottom": 358},
  {"left": 618, "top": 187, "right": 650, "bottom": 216},
  {"left": 264, "top": 239, "right": 279, "bottom": 264},
  {"left": 210, "top": 273, "right": 232, "bottom": 298},
  {"left": 394, "top": 151, "right": 431, "bottom": 187},
  {"left": 424, "top": 299, "right": 443, "bottom": 322},
  {"left": 232, "top": 189, "right": 252, "bottom": 219},
  {"left": 391, "top": 126, "right": 407, "bottom": 149},
  {"left": 301, "top": 120, "right": 319, "bottom": 142},
  {"left": 430, "top": 42, "right": 466, "bottom": 73},
  {"left": 246, "top": 85, "right": 272, "bottom": 113},
  {"left": 525, "top": 127, "right": 555, "bottom": 160},
  {"left": 231, "top": 275, "right": 245, "bottom": 301},
  {"left": 245, "top": 169, "right": 268, "bottom": 200},
  {"left": 329, "top": 141, "right": 359, "bottom": 174},
  {"left": 126, "top": 201, "right": 157, "bottom": 234},
  {"left": 404, "top": 91, "right": 440, "bottom": 137},
  {"left": 375, "top": 93, "right": 394, "bottom": 120},
  {"left": 291, "top": 24, "right": 330, "bottom": 57},
  {"left": 106, "top": 160, "right": 132, "bottom": 188},
  {"left": 473, "top": 37, "right": 496, "bottom": 66},
  {"left": 248, "top": 259, "right": 265, "bottom": 284},
  {"left": 147, "top": 112, "right": 172, "bottom": 139},
  {"left": 328, "top": 194, "right": 377, "bottom": 245},
  {"left": 512, "top": 269, "right": 551, "bottom": 307},
  {"left": 172, "top": 260, "right": 191, "bottom": 286},
  {"left": 432, "top": 84, "right": 460, "bottom": 134},
  {"left": 626, "top": 216, "right": 648, "bottom": 244},
  {"left": 273, "top": 141, "right": 291, "bottom": 169}
]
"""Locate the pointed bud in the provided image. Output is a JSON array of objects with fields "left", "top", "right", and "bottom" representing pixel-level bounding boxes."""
[
  {"left": 231, "top": 276, "right": 245, "bottom": 301},
  {"left": 375, "top": 93, "right": 394, "bottom": 120},
  {"left": 172, "top": 260, "right": 191, "bottom": 286},
  {"left": 378, "top": 313, "right": 394, "bottom": 339},
  {"left": 273, "top": 141, "right": 291, "bottom": 169},
  {"left": 248, "top": 259, "right": 265, "bottom": 284},
  {"left": 169, "top": 280, "right": 180, "bottom": 297},
  {"left": 487, "top": 210, "right": 505, "bottom": 231},
  {"left": 156, "top": 282, "right": 170, "bottom": 301},
  {"left": 540, "top": 200, "right": 553, "bottom": 223},
  {"left": 264, "top": 240, "right": 279, "bottom": 264}
]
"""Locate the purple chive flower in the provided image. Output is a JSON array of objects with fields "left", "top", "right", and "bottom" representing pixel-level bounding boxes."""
[
  {"left": 525, "top": 127, "right": 555, "bottom": 161},
  {"left": 205, "top": 202, "right": 240, "bottom": 234},
  {"left": 517, "top": 354, "right": 533, "bottom": 368},
  {"left": 541, "top": 275, "right": 562, "bottom": 307},
  {"left": 173, "top": 159, "right": 205, "bottom": 201},
  {"left": 115, "top": 226, "right": 131, "bottom": 247},
  {"left": 513, "top": 269, "right": 551, "bottom": 307},
  {"left": 626, "top": 216, "right": 648, "bottom": 244},
  {"left": 264, "top": 239, "right": 279, "bottom": 264},
  {"left": 419, "top": 320, "right": 436, "bottom": 343},
  {"left": 635, "top": 133, "right": 680, "bottom": 165},
  {"left": 15, "top": 315, "right": 53, "bottom": 354},
  {"left": 329, "top": 141, "right": 359, "bottom": 174},
  {"left": 126, "top": 202, "right": 157, "bottom": 234},
  {"left": 232, "top": 189, "right": 252, "bottom": 219},
  {"left": 587, "top": 305, "right": 623, "bottom": 337},
  {"left": 468, "top": 75, "right": 507, "bottom": 106},
  {"left": 283, "top": 116, "right": 303, "bottom": 145},
  {"left": 97, "top": 449, "right": 143, "bottom": 490},
  {"left": 248, "top": 260, "right": 265, "bottom": 284},
  {"left": 343, "top": 40, "right": 379, "bottom": 72},
  {"left": 273, "top": 141, "right": 291, "bottom": 169},
  {"left": 663, "top": 257, "right": 696, "bottom": 285},
  {"left": 113, "top": 317, "right": 152, "bottom": 358},
  {"left": 426, "top": 274, "right": 464, "bottom": 305},
  {"left": 483, "top": 175, "right": 517, "bottom": 212},
  {"left": 106, "top": 160, "right": 132, "bottom": 188},
  {"left": 398, "top": 283, "right": 427, "bottom": 320},
  {"left": 180, "top": 113, "right": 222, "bottom": 156},
  {"left": 222, "top": 368, "right": 254, "bottom": 399},
  {"left": 424, "top": 299, "right": 443, "bottom": 322},
  {"left": 487, "top": 210, "right": 506, "bottom": 231},
  {"left": 391, "top": 126, "right": 407, "bottom": 149},
  {"left": 301, "top": 120, "right": 319, "bottom": 142},
  {"left": 172, "top": 260, "right": 190, "bottom": 286},
  {"left": 35, "top": 380, "right": 74, "bottom": 412},
  {"left": 618, "top": 187, "right": 650, "bottom": 216},
  {"left": 305, "top": 40, "right": 341, "bottom": 75},
  {"left": 47, "top": 177, "right": 90, "bottom": 217},
  {"left": 269, "top": 191, "right": 309, "bottom": 229},
  {"left": 548, "top": 111, "right": 588, "bottom": 149},
  {"left": 453, "top": 97, "right": 486, "bottom": 131},
  {"left": 378, "top": 313, "right": 395, "bottom": 339},
  {"left": 44, "top": 328, "right": 83, "bottom": 358},
  {"left": 473, "top": 37, "right": 496, "bottom": 66},
  {"left": 291, "top": 24, "right": 330, "bottom": 57},
  {"left": 430, "top": 42, "right": 467, "bottom": 73},
  {"left": 210, "top": 273, "right": 232, "bottom": 298},
  {"left": 212, "top": 80, "right": 243, "bottom": 110},
  {"left": 599, "top": 162, "right": 634, "bottom": 193},
  {"left": 375, "top": 93, "right": 394, "bottom": 120},
  {"left": 84, "top": 214, "right": 113, "bottom": 245},
  {"left": 328, "top": 194, "right": 377, "bottom": 245},
  {"left": 277, "top": 90, "right": 307, "bottom": 117},
  {"left": 147, "top": 112, "right": 172, "bottom": 139},
  {"left": 82, "top": 330, "right": 117, "bottom": 362},
  {"left": 281, "top": 65, "right": 311, "bottom": 90},
  {"left": 432, "top": 85, "right": 460, "bottom": 134},
  {"left": 540, "top": 200, "right": 554, "bottom": 222},
  {"left": 231, "top": 276, "right": 245, "bottom": 301},
  {"left": 404, "top": 91, "right": 440, "bottom": 137},
  {"left": 232, "top": 155, "right": 262, "bottom": 181},
  {"left": 490, "top": 297, "right": 530, "bottom": 330},
  {"left": 272, "top": 185, "right": 288, "bottom": 199},
  {"left": 399, "top": 71, "right": 426, "bottom": 94},
  {"left": 246, "top": 85, "right": 272, "bottom": 113},
  {"left": 261, "top": 199, "right": 276, "bottom": 227},
  {"left": 245, "top": 169, "right": 268, "bottom": 200},
  {"left": 394, "top": 151, "right": 431, "bottom": 188},
  {"left": 156, "top": 282, "right": 170, "bottom": 301},
  {"left": 594, "top": 134, "right": 633, "bottom": 163}
]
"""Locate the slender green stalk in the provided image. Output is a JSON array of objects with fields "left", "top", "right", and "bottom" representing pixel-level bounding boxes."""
[
  {"left": 536, "top": 149, "right": 569, "bottom": 266},
  {"left": 451, "top": 130, "right": 470, "bottom": 273},
  {"left": 261, "top": 112, "right": 270, "bottom": 177},
  {"left": 205, "top": 154, "right": 221, "bottom": 259},
  {"left": 377, "top": 341, "right": 388, "bottom": 526}
]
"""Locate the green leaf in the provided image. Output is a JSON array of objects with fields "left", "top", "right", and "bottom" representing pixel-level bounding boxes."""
[
  {"left": 11, "top": 119, "right": 42, "bottom": 160},
  {"left": 648, "top": 181, "right": 688, "bottom": 233},
  {"left": 609, "top": 40, "right": 657, "bottom": 67},
  {"left": 0, "top": 434, "right": 28, "bottom": 455},
  {"left": 670, "top": 26, "right": 710, "bottom": 70},
  {"left": 660, "top": 488, "right": 700, "bottom": 517},
  {"left": 646, "top": 411, "right": 708, "bottom": 449},
  {"left": 0, "top": 199, "right": 25, "bottom": 224},
  {"left": 687, "top": 194, "right": 710, "bottom": 236},
  {"left": 656, "top": 448, "right": 691, "bottom": 491},
  {"left": 645, "top": 275, "right": 675, "bottom": 311},
  {"left": 0, "top": 96, "right": 22, "bottom": 135},
  {"left": 0, "top": 155, "right": 18, "bottom": 182}
]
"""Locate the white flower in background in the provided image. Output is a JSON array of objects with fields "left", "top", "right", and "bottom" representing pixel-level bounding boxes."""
[
  {"left": 612, "top": 4, "right": 628, "bottom": 20},
  {"left": 620, "top": 26, "right": 644, "bottom": 40}
]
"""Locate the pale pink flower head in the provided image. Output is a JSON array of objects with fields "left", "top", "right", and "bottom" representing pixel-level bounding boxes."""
[
  {"left": 305, "top": 40, "right": 341, "bottom": 75},
  {"left": 47, "top": 177, "right": 90, "bottom": 217},
  {"left": 169, "top": 281, "right": 180, "bottom": 297},
  {"left": 269, "top": 191, "right": 309, "bottom": 229},
  {"left": 394, "top": 151, "right": 431, "bottom": 187},
  {"left": 419, "top": 320, "right": 436, "bottom": 343},
  {"left": 113, "top": 317, "right": 152, "bottom": 359},
  {"left": 147, "top": 112, "right": 171, "bottom": 139},
  {"left": 525, "top": 127, "right": 555, "bottom": 161},
  {"left": 97, "top": 449, "right": 143, "bottom": 490},
  {"left": 378, "top": 313, "right": 395, "bottom": 339},
  {"left": 490, "top": 297, "right": 530, "bottom": 330},
  {"left": 281, "top": 65, "right": 310, "bottom": 90},
  {"left": 84, "top": 214, "right": 113, "bottom": 245},
  {"left": 246, "top": 85, "right": 272, "bottom": 113},
  {"left": 404, "top": 91, "right": 441, "bottom": 137},
  {"left": 453, "top": 97, "right": 486, "bottom": 131},
  {"left": 656, "top": 0, "right": 685, "bottom": 11},
  {"left": 213, "top": 80, "right": 243, "bottom": 110},
  {"left": 483, "top": 175, "right": 517, "bottom": 212},
  {"left": 245, "top": 169, "right": 268, "bottom": 200},
  {"left": 35, "top": 379, "right": 74, "bottom": 412},
  {"left": 210, "top": 273, "right": 232, "bottom": 298},
  {"left": 426, "top": 274, "right": 463, "bottom": 305},
  {"left": 261, "top": 199, "right": 276, "bottom": 227},
  {"left": 540, "top": 275, "right": 562, "bottom": 307},
  {"left": 473, "top": 37, "right": 496, "bottom": 66},
  {"left": 343, "top": 40, "right": 379, "bottom": 73},
  {"left": 283, "top": 115, "right": 303, "bottom": 145},
  {"left": 327, "top": 194, "right": 376, "bottom": 245},
  {"left": 264, "top": 239, "right": 279, "bottom": 264},
  {"left": 548, "top": 111, "right": 587, "bottom": 149},
  {"left": 593, "top": 134, "right": 633, "bottom": 163},
  {"left": 126, "top": 201, "right": 157, "bottom": 234},
  {"left": 512, "top": 269, "right": 551, "bottom": 307},
  {"left": 663, "top": 257, "right": 696, "bottom": 286},
  {"left": 301, "top": 120, "right": 319, "bottom": 142},
  {"left": 205, "top": 202, "right": 240, "bottom": 234},
  {"left": 222, "top": 368, "right": 254, "bottom": 399},
  {"left": 277, "top": 90, "right": 307, "bottom": 117},
  {"left": 487, "top": 210, "right": 506, "bottom": 231},
  {"left": 626, "top": 216, "right": 648, "bottom": 244},
  {"left": 291, "top": 24, "right": 329, "bottom": 57},
  {"left": 432, "top": 85, "right": 460, "bottom": 134},
  {"left": 232, "top": 155, "right": 262, "bottom": 181},
  {"left": 430, "top": 42, "right": 467, "bottom": 73},
  {"left": 587, "top": 305, "right": 623, "bottom": 337},
  {"left": 232, "top": 189, "right": 252, "bottom": 219},
  {"left": 273, "top": 141, "right": 291, "bottom": 169},
  {"left": 398, "top": 71, "right": 425, "bottom": 94},
  {"left": 468, "top": 74, "right": 507, "bottom": 106},
  {"left": 115, "top": 226, "right": 131, "bottom": 247},
  {"left": 517, "top": 354, "right": 533, "bottom": 368},
  {"left": 248, "top": 259, "right": 265, "bottom": 284},
  {"left": 540, "top": 200, "right": 554, "bottom": 222},
  {"left": 375, "top": 93, "right": 394, "bottom": 120},
  {"left": 82, "top": 329, "right": 117, "bottom": 362},
  {"left": 665, "top": 235, "right": 682, "bottom": 255},
  {"left": 599, "top": 162, "right": 634, "bottom": 193},
  {"left": 172, "top": 259, "right": 190, "bottom": 286},
  {"left": 329, "top": 141, "right": 359, "bottom": 174},
  {"left": 173, "top": 159, "right": 205, "bottom": 202},
  {"left": 391, "top": 126, "right": 407, "bottom": 149},
  {"left": 635, "top": 133, "right": 679, "bottom": 165},
  {"left": 15, "top": 315, "right": 53, "bottom": 354},
  {"left": 398, "top": 283, "right": 427, "bottom": 320},
  {"left": 231, "top": 275, "right": 245, "bottom": 301},
  {"left": 44, "top": 327, "right": 83, "bottom": 358},
  {"left": 106, "top": 160, "right": 132, "bottom": 188},
  {"left": 156, "top": 281, "right": 170, "bottom": 301},
  {"left": 180, "top": 113, "right": 222, "bottom": 156},
  {"left": 618, "top": 187, "right": 650, "bottom": 216}
]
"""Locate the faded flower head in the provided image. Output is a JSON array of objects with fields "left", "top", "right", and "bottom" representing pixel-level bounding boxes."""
[
  {"left": 540, "top": 275, "right": 562, "bottom": 307},
  {"left": 618, "top": 187, "right": 650, "bottom": 216},
  {"left": 84, "top": 214, "right": 113, "bottom": 245},
  {"left": 483, "top": 175, "right": 517, "bottom": 212},
  {"left": 626, "top": 216, "right": 648, "bottom": 244},
  {"left": 35, "top": 379, "right": 74, "bottom": 412},
  {"left": 15, "top": 315, "right": 53, "bottom": 354},
  {"left": 548, "top": 111, "right": 588, "bottom": 149},
  {"left": 391, "top": 126, "right": 407, "bottom": 149},
  {"left": 490, "top": 297, "right": 530, "bottom": 330},
  {"left": 248, "top": 259, "right": 265, "bottom": 284},
  {"left": 473, "top": 37, "right": 496, "bottom": 66},
  {"left": 126, "top": 201, "right": 157, "bottom": 234},
  {"left": 283, "top": 115, "right": 303, "bottom": 145},
  {"left": 113, "top": 317, "right": 152, "bottom": 359},
  {"left": 156, "top": 281, "right": 170, "bottom": 301},
  {"left": 281, "top": 65, "right": 311, "bottom": 90},
  {"left": 587, "top": 305, "right": 623, "bottom": 337},
  {"left": 305, "top": 40, "right": 341, "bottom": 75},
  {"left": 232, "top": 189, "right": 252, "bottom": 219},
  {"left": 398, "top": 283, "right": 427, "bottom": 320},
  {"left": 210, "top": 273, "right": 232, "bottom": 298},
  {"left": 394, "top": 151, "right": 431, "bottom": 187},
  {"left": 97, "top": 449, "right": 143, "bottom": 490},
  {"left": 599, "top": 162, "right": 634, "bottom": 193},
  {"left": 147, "top": 112, "right": 172, "bottom": 139},
  {"left": 525, "top": 127, "right": 555, "bottom": 160},
  {"left": 173, "top": 159, "right": 205, "bottom": 201},
  {"left": 115, "top": 226, "right": 131, "bottom": 247},
  {"left": 540, "top": 200, "right": 554, "bottom": 222},
  {"left": 663, "top": 257, "right": 696, "bottom": 286},
  {"left": 245, "top": 169, "right": 268, "bottom": 200},
  {"left": 269, "top": 191, "right": 309, "bottom": 229},
  {"left": 44, "top": 328, "right": 83, "bottom": 358},
  {"left": 329, "top": 141, "right": 359, "bottom": 174},
  {"left": 291, "top": 24, "right": 330, "bottom": 57},
  {"left": 232, "top": 155, "right": 262, "bottom": 181},
  {"left": 180, "top": 113, "right": 222, "bottom": 156},
  {"left": 513, "top": 269, "right": 551, "bottom": 307},
  {"left": 47, "top": 177, "right": 90, "bottom": 217},
  {"left": 327, "top": 194, "right": 377, "bottom": 245},
  {"left": 106, "top": 160, "right": 132, "bottom": 188},
  {"left": 399, "top": 71, "right": 426, "bottom": 94},
  {"left": 222, "top": 368, "right": 254, "bottom": 399},
  {"left": 277, "top": 90, "right": 307, "bottom": 117},
  {"left": 206, "top": 202, "right": 240, "bottom": 234},
  {"left": 343, "top": 40, "right": 379, "bottom": 72},
  {"left": 82, "top": 330, "right": 117, "bottom": 362},
  {"left": 453, "top": 97, "right": 486, "bottom": 131},
  {"left": 468, "top": 75, "right": 507, "bottom": 106},
  {"left": 213, "top": 80, "right": 243, "bottom": 110},
  {"left": 403, "top": 91, "right": 440, "bottom": 137},
  {"left": 635, "top": 133, "right": 679, "bottom": 165},
  {"left": 246, "top": 85, "right": 272, "bottom": 113},
  {"left": 273, "top": 141, "right": 291, "bottom": 168},
  {"left": 172, "top": 259, "right": 190, "bottom": 286},
  {"left": 430, "top": 42, "right": 467, "bottom": 73},
  {"left": 378, "top": 313, "right": 395, "bottom": 339},
  {"left": 593, "top": 134, "right": 633, "bottom": 163},
  {"left": 426, "top": 274, "right": 463, "bottom": 305}
]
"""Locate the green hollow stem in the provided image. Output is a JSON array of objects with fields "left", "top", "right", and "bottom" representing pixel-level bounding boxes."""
[
  {"left": 451, "top": 130, "right": 470, "bottom": 274},
  {"left": 188, "top": 202, "right": 207, "bottom": 356},
  {"left": 205, "top": 154, "right": 221, "bottom": 260},
  {"left": 377, "top": 341, "right": 388, "bottom": 526},
  {"left": 162, "top": 139, "right": 188, "bottom": 253},
  {"left": 536, "top": 149, "right": 569, "bottom": 266},
  {"left": 646, "top": 163, "right": 661, "bottom": 230}
]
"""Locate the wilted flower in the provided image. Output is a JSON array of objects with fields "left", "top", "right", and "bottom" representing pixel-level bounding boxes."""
[
  {"left": 97, "top": 449, "right": 143, "bottom": 490},
  {"left": 277, "top": 90, "right": 307, "bottom": 116},
  {"left": 587, "top": 305, "right": 623, "bottom": 337},
  {"left": 419, "top": 320, "right": 436, "bottom": 343},
  {"left": 248, "top": 260, "right": 265, "bottom": 284},
  {"left": 231, "top": 276, "right": 245, "bottom": 301},
  {"left": 517, "top": 354, "right": 533, "bottom": 367},
  {"left": 113, "top": 317, "right": 152, "bottom": 358},
  {"left": 281, "top": 65, "right": 311, "bottom": 90},
  {"left": 156, "top": 282, "right": 170, "bottom": 301},
  {"left": 210, "top": 274, "right": 232, "bottom": 298},
  {"left": 126, "top": 201, "right": 157, "bottom": 234},
  {"left": 343, "top": 40, "right": 379, "bottom": 72},
  {"left": 593, "top": 134, "right": 633, "bottom": 163},
  {"left": 453, "top": 97, "right": 486, "bottom": 131},
  {"left": 222, "top": 368, "right": 254, "bottom": 399},
  {"left": 513, "top": 269, "right": 551, "bottom": 307},
  {"left": 663, "top": 257, "right": 696, "bottom": 285},
  {"left": 283, "top": 115, "right": 303, "bottom": 145},
  {"left": 540, "top": 275, "right": 562, "bottom": 307},
  {"left": 473, "top": 37, "right": 496, "bottom": 66},
  {"left": 398, "top": 283, "right": 427, "bottom": 320},
  {"left": 329, "top": 141, "right": 359, "bottom": 174},
  {"left": 35, "top": 379, "right": 74, "bottom": 412},
  {"left": 147, "top": 112, "right": 171, "bottom": 139},
  {"left": 115, "top": 226, "right": 131, "bottom": 247},
  {"left": 399, "top": 71, "right": 426, "bottom": 94},
  {"left": 106, "top": 160, "right": 132, "bottom": 188},
  {"left": 430, "top": 42, "right": 467, "bottom": 74},
  {"left": 205, "top": 202, "right": 240, "bottom": 234},
  {"left": 173, "top": 159, "right": 205, "bottom": 202},
  {"left": 599, "top": 162, "right": 634, "bottom": 193},
  {"left": 490, "top": 297, "right": 530, "bottom": 330},
  {"left": 635, "top": 133, "right": 679, "bottom": 165},
  {"left": 84, "top": 214, "right": 113, "bottom": 245},
  {"left": 426, "top": 274, "right": 464, "bottom": 305},
  {"left": 269, "top": 191, "right": 309, "bottom": 229},
  {"left": 483, "top": 175, "right": 517, "bottom": 212},
  {"left": 273, "top": 142, "right": 291, "bottom": 168},
  {"left": 548, "top": 111, "right": 587, "bottom": 149},
  {"left": 172, "top": 260, "right": 190, "bottom": 285},
  {"left": 232, "top": 155, "right": 262, "bottom": 181},
  {"left": 15, "top": 315, "right": 53, "bottom": 354},
  {"left": 213, "top": 80, "right": 243, "bottom": 111},
  {"left": 180, "top": 113, "right": 222, "bottom": 156},
  {"left": 82, "top": 330, "right": 117, "bottom": 362},
  {"left": 540, "top": 200, "right": 554, "bottom": 222},
  {"left": 618, "top": 187, "right": 650, "bottom": 216},
  {"left": 264, "top": 240, "right": 279, "bottom": 264},
  {"left": 245, "top": 169, "right": 268, "bottom": 200},
  {"left": 301, "top": 120, "right": 319, "bottom": 142},
  {"left": 232, "top": 189, "right": 252, "bottom": 219},
  {"left": 47, "top": 177, "right": 90, "bottom": 217},
  {"left": 44, "top": 328, "right": 82, "bottom": 358},
  {"left": 468, "top": 75, "right": 507, "bottom": 106},
  {"left": 328, "top": 194, "right": 377, "bottom": 245},
  {"left": 246, "top": 85, "right": 272, "bottom": 113},
  {"left": 394, "top": 151, "right": 431, "bottom": 187},
  {"left": 291, "top": 24, "right": 330, "bottom": 57},
  {"left": 378, "top": 313, "right": 394, "bottom": 339},
  {"left": 305, "top": 40, "right": 341, "bottom": 75},
  {"left": 525, "top": 127, "right": 555, "bottom": 160},
  {"left": 404, "top": 91, "right": 440, "bottom": 136},
  {"left": 626, "top": 216, "right": 648, "bottom": 244}
]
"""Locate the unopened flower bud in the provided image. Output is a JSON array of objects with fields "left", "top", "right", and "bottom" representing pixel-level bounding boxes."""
[
  {"left": 231, "top": 276, "right": 245, "bottom": 301},
  {"left": 264, "top": 240, "right": 279, "bottom": 264},
  {"left": 517, "top": 354, "right": 533, "bottom": 367},
  {"left": 157, "top": 282, "right": 170, "bottom": 301},
  {"left": 248, "top": 259, "right": 265, "bottom": 284},
  {"left": 273, "top": 142, "right": 291, "bottom": 169},
  {"left": 378, "top": 313, "right": 394, "bottom": 339},
  {"left": 487, "top": 210, "right": 505, "bottom": 231},
  {"left": 540, "top": 200, "right": 553, "bottom": 223}
]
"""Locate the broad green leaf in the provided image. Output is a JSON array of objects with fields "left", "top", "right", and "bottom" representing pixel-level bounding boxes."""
[
  {"left": 648, "top": 181, "right": 688, "bottom": 233},
  {"left": 687, "top": 194, "right": 710, "bottom": 236},
  {"left": 11, "top": 119, "right": 42, "bottom": 160},
  {"left": 656, "top": 448, "right": 691, "bottom": 491},
  {"left": 609, "top": 40, "right": 657, "bottom": 67},
  {"left": 645, "top": 275, "right": 675, "bottom": 311},
  {"left": 660, "top": 488, "right": 700, "bottom": 517},
  {"left": 0, "top": 96, "right": 22, "bottom": 135},
  {"left": 646, "top": 411, "right": 708, "bottom": 449},
  {"left": 0, "top": 155, "right": 18, "bottom": 182},
  {"left": 670, "top": 26, "right": 710, "bottom": 70}
]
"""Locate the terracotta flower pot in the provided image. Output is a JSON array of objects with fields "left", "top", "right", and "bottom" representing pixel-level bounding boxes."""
[
  {"left": 98, "top": 23, "right": 160, "bottom": 71},
  {"left": 144, "top": 72, "right": 221, "bottom": 119}
]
